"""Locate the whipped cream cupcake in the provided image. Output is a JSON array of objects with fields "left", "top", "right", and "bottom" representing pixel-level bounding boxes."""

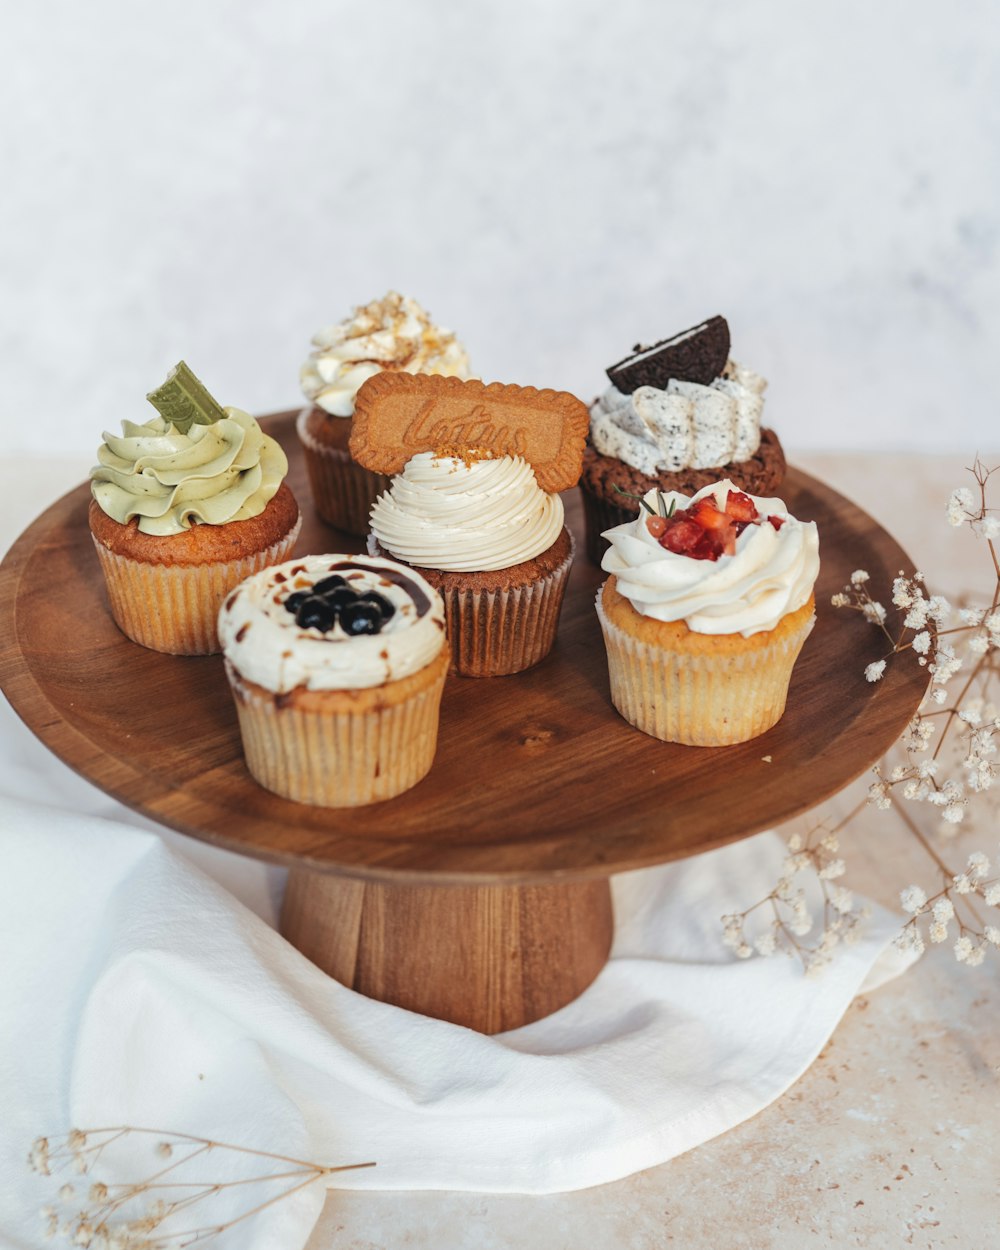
[
  {"left": 89, "top": 362, "right": 301, "bottom": 655},
  {"left": 297, "top": 292, "right": 471, "bottom": 535},
  {"left": 368, "top": 451, "right": 574, "bottom": 677},
  {"left": 219, "top": 554, "right": 448, "bottom": 806},
  {"left": 581, "top": 316, "right": 786, "bottom": 564},
  {"left": 596, "top": 479, "right": 819, "bottom": 745}
]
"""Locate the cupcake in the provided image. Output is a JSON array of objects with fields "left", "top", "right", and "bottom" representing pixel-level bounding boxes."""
[
  {"left": 218, "top": 554, "right": 448, "bottom": 806},
  {"left": 297, "top": 291, "right": 471, "bottom": 536},
  {"left": 351, "top": 373, "right": 589, "bottom": 678},
  {"left": 581, "top": 315, "right": 786, "bottom": 564},
  {"left": 89, "top": 361, "right": 301, "bottom": 655},
  {"left": 596, "top": 479, "right": 819, "bottom": 746}
]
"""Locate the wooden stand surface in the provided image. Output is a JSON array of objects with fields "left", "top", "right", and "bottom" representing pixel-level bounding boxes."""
[{"left": 0, "top": 412, "right": 928, "bottom": 1032}]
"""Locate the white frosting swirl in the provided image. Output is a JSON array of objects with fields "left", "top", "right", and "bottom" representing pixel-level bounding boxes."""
[
  {"left": 369, "top": 453, "right": 564, "bottom": 572},
  {"left": 300, "top": 292, "right": 471, "bottom": 417},
  {"left": 218, "top": 555, "right": 446, "bottom": 692},
  {"left": 590, "top": 359, "right": 767, "bottom": 475},
  {"left": 601, "top": 478, "right": 819, "bottom": 637}
]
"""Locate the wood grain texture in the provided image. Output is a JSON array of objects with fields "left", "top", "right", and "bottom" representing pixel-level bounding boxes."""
[
  {"left": 280, "top": 869, "right": 613, "bottom": 1032},
  {"left": 0, "top": 411, "right": 929, "bottom": 886}
]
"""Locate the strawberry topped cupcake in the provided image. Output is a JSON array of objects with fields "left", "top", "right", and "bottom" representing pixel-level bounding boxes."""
[
  {"left": 297, "top": 292, "right": 472, "bottom": 535},
  {"left": 597, "top": 480, "right": 819, "bottom": 746},
  {"left": 581, "top": 315, "right": 786, "bottom": 563}
]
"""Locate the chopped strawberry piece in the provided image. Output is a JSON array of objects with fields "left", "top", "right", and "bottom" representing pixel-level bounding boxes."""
[
  {"left": 691, "top": 529, "right": 723, "bottom": 561},
  {"left": 768, "top": 515, "right": 785, "bottom": 531},
  {"left": 689, "top": 497, "right": 730, "bottom": 531},
  {"left": 659, "top": 516, "right": 704, "bottom": 554},
  {"left": 725, "top": 490, "right": 758, "bottom": 522},
  {"left": 646, "top": 515, "right": 668, "bottom": 538}
]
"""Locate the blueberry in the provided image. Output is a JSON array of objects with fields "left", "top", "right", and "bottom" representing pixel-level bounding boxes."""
[
  {"left": 283, "top": 591, "right": 310, "bottom": 614},
  {"left": 339, "top": 601, "right": 383, "bottom": 635},
  {"left": 321, "top": 586, "right": 359, "bottom": 613},
  {"left": 356, "top": 590, "right": 395, "bottom": 621},
  {"left": 312, "top": 574, "right": 348, "bottom": 597},
  {"left": 296, "top": 596, "right": 337, "bottom": 632}
]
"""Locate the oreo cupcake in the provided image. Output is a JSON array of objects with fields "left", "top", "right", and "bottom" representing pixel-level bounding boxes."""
[
  {"left": 219, "top": 554, "right": 448, "bottom": 806},
  {"left": 581, "top": 316, "right": 786, "bottom": 563},
  {"left": 297, "top": 292, "right": 471, "bottom": 536}
]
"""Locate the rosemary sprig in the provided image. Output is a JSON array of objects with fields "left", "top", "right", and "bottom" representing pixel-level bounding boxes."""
[{"left": 612, "top": 483, "right": 676, "bottom": 518}]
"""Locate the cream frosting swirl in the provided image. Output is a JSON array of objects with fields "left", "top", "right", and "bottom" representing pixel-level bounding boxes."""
[
  {"left": 590, "top": 359, "right": 767, "bottom": 475},
  {"left": 369, "top": 453, "right": 564, "bottom": 572},
  {"left": 90, "top": 408, "right": 287, "bottom": 537},
  {"left": 218, "top": 554, "right": 446, "bottom": 693},
  {"left": 300, "top": 292, "right": 471, "bottom": 417},
  {"left": 601, "top": 479, "right": 819, "bottom": 637}
]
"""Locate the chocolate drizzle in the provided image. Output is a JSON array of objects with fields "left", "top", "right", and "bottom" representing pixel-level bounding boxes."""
[{"left": 326, "top": 560, "right": 433, "bottom": 616}]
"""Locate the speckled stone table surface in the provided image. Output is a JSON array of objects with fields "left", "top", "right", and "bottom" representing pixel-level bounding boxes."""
[{"left": 3, "top": 451, "right": 998, "bottom": 1250}]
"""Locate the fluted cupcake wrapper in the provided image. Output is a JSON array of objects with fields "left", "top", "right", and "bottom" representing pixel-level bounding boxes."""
[
  {"left": 595, "top": 588, "right": 816, "bottom": 746},
  {"left": 225, "top": 658, "right": 447, "bottom": 807},
  {"left": 91, "top": 516, "right": 302, "bottom": 656},
  {"left": 579, "top": 486, "right": 637, "bottom": 566},
  {"left": 369, "top": 534, "right": 575, "bottom": 678},
  {"left": 297, "top": 408, "right": 392, "bottom": 536}
]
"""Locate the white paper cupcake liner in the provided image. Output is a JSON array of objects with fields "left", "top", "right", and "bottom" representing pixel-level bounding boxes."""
[
  {"left": 595, "top": 586, "right": 815, "bottom": 746},
  {"left": 225, "top": 655, "right": 447, "bottom": 806},
  {"left": 368, "top": 533, "right": 575, "bottom": 677},
  {"left": 296, "top": 408, "right": 392, "bottom": 536},
  {"left": 91, "top": 515, "right": 302, "bottom": 656}
]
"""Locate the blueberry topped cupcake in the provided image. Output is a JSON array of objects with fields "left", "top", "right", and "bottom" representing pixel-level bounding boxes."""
[
  {"left": 219, "top": 553, "right": 448, "bottom": 806},
  {"left": 297, "top": 292, "right": 472, "bottom": 535},
  {"left": 580, "top": 316, "right": 786, "bottom": 563}
]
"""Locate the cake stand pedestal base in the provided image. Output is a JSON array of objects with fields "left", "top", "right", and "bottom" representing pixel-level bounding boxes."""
[{"left": 280, "top": 869, "right": 615, "bottom": 1034}]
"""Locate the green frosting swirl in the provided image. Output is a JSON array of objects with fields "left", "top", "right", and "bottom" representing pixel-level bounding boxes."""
[{"left": 90, "top": 408, "right": 288, "bottom": 536}]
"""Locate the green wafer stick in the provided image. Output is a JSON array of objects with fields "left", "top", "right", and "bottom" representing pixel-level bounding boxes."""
[{"left": 146, "top": 361, "right": 228, "bottom": 435}]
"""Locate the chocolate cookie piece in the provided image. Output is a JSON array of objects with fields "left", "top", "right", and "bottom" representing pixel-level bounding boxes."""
[{"left": 606, "top": 316, "right": 731, "bottom": 393}]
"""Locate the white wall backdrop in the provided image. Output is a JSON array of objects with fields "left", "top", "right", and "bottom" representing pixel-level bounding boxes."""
[{"left": 2, "top": 0, "right": 999, "bottom": 458}]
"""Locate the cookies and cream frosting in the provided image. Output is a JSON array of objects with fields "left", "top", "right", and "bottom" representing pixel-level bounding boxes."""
[
  {"left": 91, "top": 408, "right": 287, "bottom": 536},
  {"left": 601, "top": 479, "right": 819, "bottom": 637},
  {"left": 218, "top": 554, "right": 446, "bottom": 692},
  {"left": 369, "top": 452, "right": 564, "bottom": 572},
  {"left": 590, "top": 360, "right": 767, "bottom": 476},
  {"left": 300, "top": 292, "right": 471, "bottom": 417}
]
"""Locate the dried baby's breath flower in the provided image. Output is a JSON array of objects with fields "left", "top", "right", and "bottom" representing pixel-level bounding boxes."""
[
  {"left": 30, "top": 1127, "right": 376, "bottom": 1250},
  {"left": 734, "top": 458, "right": 1000, "bottom": 973},
  {"left": 901, "top": 885, "right": 928, "bottom": 914}
]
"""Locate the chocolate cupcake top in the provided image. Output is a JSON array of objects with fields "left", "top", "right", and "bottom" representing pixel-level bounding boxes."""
[
  {"left": 218, "top": 554, "right": 446, "bottom": 692},
  {"left": 591, "top": 318, "right": 767, "bottom": 476}
]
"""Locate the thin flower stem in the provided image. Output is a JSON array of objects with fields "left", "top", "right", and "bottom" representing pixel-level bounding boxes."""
[
  {"left": 893, "top": 803, "right": 986, "bottom": 929},
  {"left": 57, "top": 1127, "right": 353, "bottom": 1175},
  {"left": 932, "top": 652, "right": 989, "bottom": 761}
]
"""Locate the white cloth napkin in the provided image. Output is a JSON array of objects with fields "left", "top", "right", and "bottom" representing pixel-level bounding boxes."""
[{"left": 0, "top": 712, "right": 914, "bottom": 1250}]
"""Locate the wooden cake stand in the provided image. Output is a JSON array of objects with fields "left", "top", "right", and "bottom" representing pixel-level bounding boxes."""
[{"left": 0, "top": 414, "right": 928, "bottom": 1033}]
